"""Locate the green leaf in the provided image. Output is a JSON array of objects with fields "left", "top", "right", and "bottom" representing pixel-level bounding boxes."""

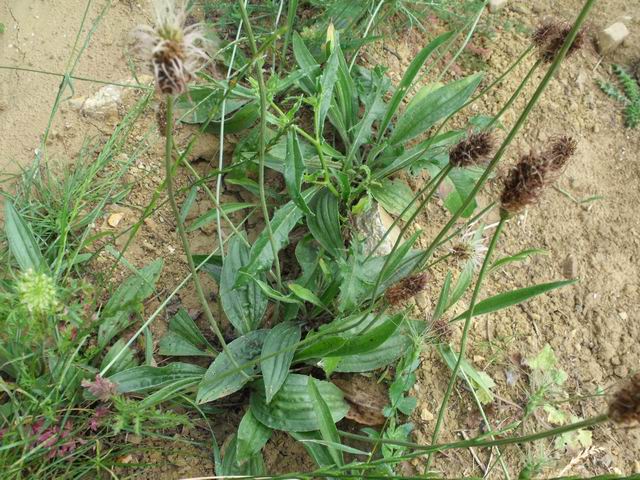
[
  {"left": 433, "top": 272, "right": 452, "bottom": 323},
  {"left": 186, "top": 203, "right": 254, "bottom": 233},
  {"left": 306, "top": 188, "right": 343, "bottom": 258},
  {"left": 438, "top": 344, "right": 495, "bottom": 404},
  {"left": 292, "top": 32, "right": 320, "bottom": 94},
  {"left": 284, "top": 131, "right": 313, "bottom": 215},
  {"left": 370, "top": 179, "right": 418, "bottom": 221},
  {"left": 238, "top": 187, "right": 320, "bottom": 284},
  {"left": 4, "top": 200, "right": 44, "bottom": 271},
  {"left": 109, "top": 363, "right": 205, "bottom": 393},
  {"left": 291, "top": 432, "right": 337, "bottom": 470},
  {"left": 192, "top": 254, "right": 223, "bottom": 283},
  {"left": 100, "top": 339, "right": 138, "bottom": 374},
  {"left": 447, "top": 260, "right": 475, "bottom": 310},
  {"left": 490, "top": 248, "right": 547, "bottom": 272},
  {"left": 252, "top": 277, "right": 300, "bottom": 304},
  {"left": 453, "top": 279, "right": 577, "bottom": 321},
  {"left": 316, "top": 40, "right": 341, "bottom": 136},
  {"left": 99, "top": 259, "right": 163, "bottom": 348},
  {"left": 443, "top": 167, "right": 484, "bottom": 218},
  {"left": 197, "top": 330, "right": 268, "bottom": 403},
  {"left": 333, "top": 331, "right": 411, "bottom": 373},
  {"left": 220, "top": 236, "right": 268, "bottom": 334},
  {"left": 288, "top": 283, "right": 327, "bottom": 310},
  {"left": 220, "top": 435, "right": 266, "bottom": 476},
  {"left": 158, "top": 309, "right": 215, "bottom": 357},
  {"left": 250, "top": 374, "right": 349, "bottom": 432},
  {"left": 236, "top": 408, "right": 273, "bottom": 465},
  {"left": 261, "top": 322, "right": 301, "bottom": 404},
  {"left": 378, "top": 31, "right": 454, "bottom": 137},
  {"left": 308, "top": 378, "right": 344, "bottom": 466},
  {"left": 139, "top": 377, "right": 201, "bottom": 409},
  {"left": 296, "top": 313, "right": 404, "bottom": 361},
  {"left": 389, "top": 73, "right": 483, "bottom": 145}
]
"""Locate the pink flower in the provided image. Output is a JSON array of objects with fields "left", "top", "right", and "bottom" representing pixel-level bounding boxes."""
[
  {"left": 88, "top": 406, "right": 110, "bottom": 432},
  {"left": 82, "top": 375, "right": 118, "bottom": 401}
]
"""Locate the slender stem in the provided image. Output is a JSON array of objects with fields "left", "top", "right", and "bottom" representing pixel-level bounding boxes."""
[
  {"left": 163, "top": 95, "right": 246, "bottom": 377},
  {"left": 427, "top": 216, "right": 506, "bottom": 468},
  {"left": 415, "top": 0, "right": 596, "bottom": 272},
  {"left": 238, "top": 0, "right": 284, "bottom": 298}
]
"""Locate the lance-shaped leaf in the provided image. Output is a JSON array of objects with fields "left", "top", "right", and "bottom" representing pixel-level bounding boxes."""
[
  {"left": 389, "top": 73, "right": 483, "bottom": 145},
  {"left": 284, "top": 131, "right": 313, "bottom": 215},
  {"left": 237, "top": 187, "right": 320, "bottom": 285},
  {"left": 250, "top": 374, "right": 348, "bottom": 432},
  {"left": 261, "top": 322, "right": 301, "bottom": 404},
  {"left": 4, "top": 200, "right": 44, "bottom": 272},
  {"left": 158, "top": 309, "right": 216, "bottom": 357},
  {"left": 197, "top": 330, "right": 268, "bottom": 404},
  {"left": 306, "top": 188, "right": 343, "bottom": 258},
  {"left": 221, "top": 236, "right": 268, "bottom": 334},
  {"left": 308, "top": 377, "right": 344, "bottom": 466},
  {"left": 236, "top": 408, "right": 272, "bottom": 465}
]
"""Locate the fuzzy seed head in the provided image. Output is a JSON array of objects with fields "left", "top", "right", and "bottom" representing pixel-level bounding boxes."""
[
  {"left": 384, "top": 272, "right": 429, "bottom": 306},
  {"left": 533, "top": 21, "right": 585, "bottom": 63},
  {"left": 500, "top": 153, "right": 547, "bottom": 216},
  {"left": 131, "top": 0, "right": 211, "bottom": 95},
  {"left": 546, "top": 135, "right": 577, "bottom": 171},
  {"left": 16, "top": 269, "right": 59, "bottom": 316},
  {"left": 609, "top": 373, "right": 640, "bottom": 424},
  {"left": 449, "top": 132, "right": 494, "bottom": 168},
  {"left": 500, "top": 136, "right": 577, "bottom": 216}
]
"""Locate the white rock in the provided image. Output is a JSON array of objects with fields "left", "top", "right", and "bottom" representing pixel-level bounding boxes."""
[
  {"left": 69, "top": 84, "right": 125, "bottom": 121},
  {"left": 597, "top": 22, "right": 630, "bottom": 53},
  {"left": 488, "top": 0, "right": 508, "bottom": 12},
  {"left": 354, "top": 203, "right": 402, "bottom": 257}
]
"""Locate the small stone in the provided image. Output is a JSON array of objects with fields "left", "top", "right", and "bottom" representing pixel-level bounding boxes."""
[
  {"left": 107, "top": 212, "right": 125, "bottom": 227},
  {"left": 487, "top": 0, "right": 508, "bottom": 12},
  {"left": 614, "top": 365, "right": 628, "bottom": 377},
  {"left": 610, "top": 356, "right": 621, "bottom": 366},
  {"left": 79, "top": 84, "right": 125, "bottom": 121},
  {"left": 127, "top": 434, "right": 142, "bottom": 444},
  {"left": 420, "top": 408, "right": 434, "bottom": 422},
  {"left": 597, "top": 22, "right": 630, "bottom": 54},
  {"left": 618, "top": 311, "right": 628, "bottom": 320},
  {"left": 353, "top": 203, "right": 403, "bottom": 256},
  {"left": 561, "top": 254, "right": 578, "bottom": 279}
]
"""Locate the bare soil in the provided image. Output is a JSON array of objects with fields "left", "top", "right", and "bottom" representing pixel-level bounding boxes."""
[{"left": 1, "top": 0, "right": 639, "bottom": 478}]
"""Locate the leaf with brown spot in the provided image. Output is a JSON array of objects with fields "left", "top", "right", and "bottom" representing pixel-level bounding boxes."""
[{"left": 332, "top": 376, "right": 388, "bottom": 426}]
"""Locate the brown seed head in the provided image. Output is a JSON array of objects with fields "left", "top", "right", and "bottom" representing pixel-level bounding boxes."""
[
  {"left": 533, "top": 20, "right": 585, "bottom": 63},
  {"left": 500, "top": 136, "right": 577, "bottom": 216},
  {"left": 449, "top": 132, "right": 494, "bottom": 168},
  {"left": 432, "top": 318, "right": 452, "bottom": 344},
  {"left": 609, "top": 373, "right": 640, "bottom": 424},
  {"left": 545, "top": 135, "right": 577, "bottom": 172},
  {"left": 385, "top": 272, "right": 429, "bottom": 306},
  {"left": 500, "top": 153, "right": 547, "bottom": 216}
]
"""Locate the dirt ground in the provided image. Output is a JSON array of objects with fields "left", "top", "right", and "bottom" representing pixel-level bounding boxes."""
[{"left": 1, "top": 0, "right": 639, "bottom": 478}]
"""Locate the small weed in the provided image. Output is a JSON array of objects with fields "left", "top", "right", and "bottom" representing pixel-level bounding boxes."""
[{"left": 598, "top": 64, "right": 640, "bottom": 128}]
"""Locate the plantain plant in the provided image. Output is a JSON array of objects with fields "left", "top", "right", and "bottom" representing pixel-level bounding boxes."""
[{"left": 90, "top": 0, "right": 634, "bottom": 477}]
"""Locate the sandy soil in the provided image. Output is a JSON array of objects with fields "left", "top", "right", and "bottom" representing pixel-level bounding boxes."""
[{"left": 1, "top": 0, "right": 639, "bottom": 478}]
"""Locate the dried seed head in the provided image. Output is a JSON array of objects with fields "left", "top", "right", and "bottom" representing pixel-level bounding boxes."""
[
  {"left": 609, "top": 373, "right": 640, "bottom": 424},
  {"left": 384, "top": 272, "right": 429, "bottom": 306},
  {"left": 500, "top": 136, "right": 577, "bottom": 217},
  {"left": 449, "top": 132, "right": 494, "bottom": 168},
  {"left": 432, "top": 318, "right": 452, "bottom": 344},
  {"left": 156, "top": 100, "right": 167, "bottom": 136},
  {"left": 546, "top": 135, "right": 577, "bottom": 171},
  {"left": 131, "top": 0, "right": 212, "bottom": 96},
  {"left": 499, "top": 153, "right": 547, "bottom": 216},
  {"left": 533, "top": 20, "right": 585, "bottom": 63}
]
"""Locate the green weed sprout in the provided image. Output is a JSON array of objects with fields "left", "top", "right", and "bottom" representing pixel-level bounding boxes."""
[{"left": 598, "top": 64, "right": 640, "bottom": 128}]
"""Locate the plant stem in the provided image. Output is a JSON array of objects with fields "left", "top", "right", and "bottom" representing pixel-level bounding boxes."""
[
  {"left": 163, "top": 95, "right": 245, "bottom": 376},
  {"left": 238, "top": 0, "right": 284, "bottom": 299},
  {"left": 427, "top": 215, "right": 506, "bottom": 468}
]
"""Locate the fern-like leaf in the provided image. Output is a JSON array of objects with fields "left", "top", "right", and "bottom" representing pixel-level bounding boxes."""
[
  {"left": 597, "top": 79, "right": 627, "bottom": 104},
  {"left": 613, "top": 64, "right": 640, "bottom": 102}
]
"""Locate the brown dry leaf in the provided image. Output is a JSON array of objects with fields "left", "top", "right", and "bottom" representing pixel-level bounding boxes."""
[
  {"left": 333, "top": 376, "right": 388, "bottom": 426},
  {"left": 107, "top": 212, "right": 125, "bottom": 227}
]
